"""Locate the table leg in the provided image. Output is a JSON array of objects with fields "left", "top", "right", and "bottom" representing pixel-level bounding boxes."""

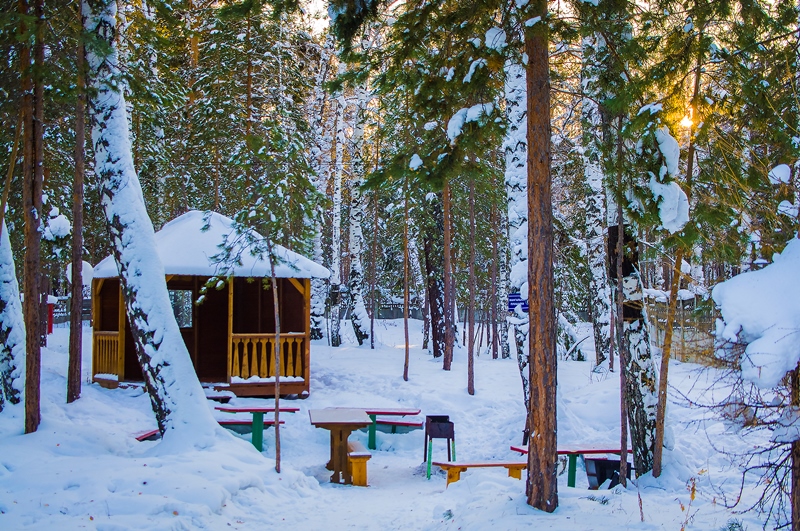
[
  {"left": 368, "top": 414, "right": 377, "bottom": 450},
  {"left": 326, "top": 431, "right": 335, "bottom": 470},
  {"left": 330, "top": 427, "right": 354, "bottom": 485},
  {"left": 567, "top": 454, "right": 577, "bottom": 488},
  {"left": 252, "top": 412, "right": 264, "bottom": 452}
]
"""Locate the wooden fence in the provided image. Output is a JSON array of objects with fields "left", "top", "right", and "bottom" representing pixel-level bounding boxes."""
[{"left": 646, "top": 302, "right": 719, "bottom": 366}]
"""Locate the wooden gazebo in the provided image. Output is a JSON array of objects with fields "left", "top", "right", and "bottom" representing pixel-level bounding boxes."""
[{"left": 91, "top": 210, "right": 329, "bottom": 397}]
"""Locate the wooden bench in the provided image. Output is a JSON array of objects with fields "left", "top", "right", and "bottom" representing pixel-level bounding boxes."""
[
  {"left": 347, "top": 440, "right": 372, "bottom": 487},
  {"left": 433, "top": 461, "right": 527, "bottom": 486},
  {"left": 375, "top": 418, "right": 423, "bottom": 434},
  {"left": 511, "top": 445, "right": 632, "bottom": 488},
  {"left": 218, "top": 418, "right": 283, "bottom": 434},
  {"left": 135, "top": 419, "right": 285, "bottom": 443},
  {"left": 134, "top": 429, "right": 160, "bottom": 442}
]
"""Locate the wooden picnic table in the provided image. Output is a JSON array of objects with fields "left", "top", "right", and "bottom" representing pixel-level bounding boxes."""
[
  {"left": 330, "top": 407, "right": 421, "bottom": 450},
  {"left": 309, "top": 408, "right": 372, "bottom": 485},
  {"left": 215, "top": 405, "right": 299, "bottom": 452},
  {"left": 511, "top": 445, "right": 633, "bottom": 488}
]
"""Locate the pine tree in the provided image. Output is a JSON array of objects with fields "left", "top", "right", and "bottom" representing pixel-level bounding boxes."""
[{"left": 0, "top": 221, "right": 24, "bottom": 412}]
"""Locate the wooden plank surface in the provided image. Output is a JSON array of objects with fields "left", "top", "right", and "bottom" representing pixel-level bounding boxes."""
[
  {"left": 362, "top": 407, "right": 421, "bottom": 416},
  {"left": 433, "top": 462, "right": 526, "bottom": 469},
  {"left": 215, "top": 405, "right": 300, "bottom": 413},
  {"left": 511, "top": 445, "right": 632, "bottom": 455},
  {"left": 309, "top": 408, "right": 371, "bottom": 426}
]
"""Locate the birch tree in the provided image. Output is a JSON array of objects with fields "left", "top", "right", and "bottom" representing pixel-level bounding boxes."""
[
  {"left": 580, "top": 32, "right": 611, "bottom": 368},
  {"left": 309, "top": 36, "right": 334, "bottom": 341},
  {"left": 347, "top": 77, "right": 370, "bottom": 345},
  {"left": 329, "top": 80, "right": 346, "bottom": 347},
  {"left": 504, "top": 45, "right": 531, "bottom": 410},
  {"left": 83, "top": 0, "right": 219, "bottom": 439}
]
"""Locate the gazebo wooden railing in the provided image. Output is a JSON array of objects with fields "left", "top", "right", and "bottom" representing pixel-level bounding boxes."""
[
  {"left": 229, "top": 332, "right": 308, "bottom": 380},
  {"left": 93, "top": 330, "right": 121, "bottom": 378}
]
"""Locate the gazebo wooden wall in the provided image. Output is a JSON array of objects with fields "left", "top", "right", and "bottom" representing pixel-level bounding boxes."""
[{"left": 92, "top": 276, "right": 311, "bottom": 397}]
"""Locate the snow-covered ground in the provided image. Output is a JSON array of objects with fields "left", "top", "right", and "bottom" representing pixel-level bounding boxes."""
[{"left": 0, "top": 320, "right": 768, "bottom": 529}]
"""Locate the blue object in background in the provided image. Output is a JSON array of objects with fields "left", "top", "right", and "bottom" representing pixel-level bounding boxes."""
[{"left": 507, "top": 292, "right": 529, "bottom": 313}]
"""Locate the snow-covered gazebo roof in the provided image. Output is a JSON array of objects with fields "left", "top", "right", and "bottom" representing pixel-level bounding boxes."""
[{"left": 93, "top": 210, "right": 330, "bottom": 280}]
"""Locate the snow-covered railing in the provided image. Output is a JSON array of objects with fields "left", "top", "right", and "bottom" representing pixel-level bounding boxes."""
[
  {"left": 229, "top": 333, "right": 307, "bottom": 381},
  {"left": 93, "top": 331, "right": 120, "bottom": 378}
]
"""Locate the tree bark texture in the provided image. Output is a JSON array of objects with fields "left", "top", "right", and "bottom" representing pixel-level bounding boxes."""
[
  {"left": 581, "top": 34, "right": 612, "bottom": 368},
  {"left": 369, "top": 191, "right": 379, "bottom": 349},
  {"left": 348, "top": 82, "right": 370, "bottom": 346},
  {"left": 525, "top": 4, "right": 558, "bottom": 511},
  {"left": 265, "top": 233, "right": 282, "bottom": 472},
  {"left": 68, "top": 37, "right": 86, "bottom": 404},
  {"left": 403, "top": 182, "right": 410, "bottom": 382},
  {"left": 490, "top": 204, "right": 499, "bottom": 360},
  {"left": 609, "top": 225, "right": 658, "bottom": 476},
  {"left": 615, "top": 203, "right": 628, "bottom": 487},
  {"left": 652, "top": 247, "right": 684, "bottom": 477},
  {"left": 467, "top": 178, "right": 476, "bottom": 394},
  {"left": 309, "top": 39, "right": 333, "bottom": 342},
  {"left": 329, "top": 90, "right": 346, "bottom": 348},
  {"left": 21, "top": 0, "right": 44, "bottom": 434},
  {"left": 443, "top": 179, "right": 454, "bottom": 371},
  {"left": 422, "top": 195, "right": 445, "bottom": 359},
  {"left": 792, "top": 367, "right": 800, "bottom": 531}
]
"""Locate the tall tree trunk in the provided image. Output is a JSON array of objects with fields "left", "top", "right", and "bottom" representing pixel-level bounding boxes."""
[
  {"left": 369, "top": 191, "right": 379, "bottom": 349},
  {"left": 581, "top": 34, "right": 612, "bottom": 367},
  {"left": 615, "top": 196, "right": 628, "bottom": 488},
  {"left": 403, "top": 178, "right": 410, "bottom": 381},
  {"left": 525, "top": 0, "right": 558, "bottom": 510},
  {"left": 504, "top": 47, "right": 531, "bottom": 399},
  {"left": 68, "top": 38, "right": 86, "bottom": 404},
  {"left": 422, "top": 283, "right": 430, "bottom": 350},
  {"left": 265, "top": 232, "right": 282, "bottom": 472},
  {"left": 84, "top": 0, "right": 218, "bottom": 440},
  {"left": 652, "top": 247, "right": 683, "bottom": 477},
  {"left": 654, "top": 30, "right": 702, "bottom": 476},
  {"left": 329, "top": 88, "right": 346, "bottom": 347},
  {"left": 309, "top": 39, "right": 333, "bottom": 342},
  {"left": 443, "top": 179, "right": 454, "bottom": 371},
  {"left": 497, "top": 205, "right": 510, "bottom": 360},
  {"left": 792, "top": 366, "right": 800, "bottom": 530},
  {"left": 21, "top": 0, "right": 44, "bottom": 434},
  {"left": 610, "top": 222, "right": 658, "bottom": 477},
  {"left": 467, "top": 178, "right": 476, "bottom": 395},
  {"left": 490, "top": 203, "right": 499, "bottom": 360},
  {"left": 422, "top": 195, "right": 445, "bottom": 359},
  {"left": 348, "top": 82, "right": 370, "bottom": 345}
]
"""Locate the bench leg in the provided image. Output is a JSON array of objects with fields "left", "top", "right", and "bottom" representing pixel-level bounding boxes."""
[
  {"left": 368, "top": 414, "right": 377, "bottom": 450},
  {"left": 349, "top": 457, "right": 370, "bottom": 487},
  {"left": 252, "top": 412, "right": 264, "bottom": 452},
  {"left": 507, "top": 467, "right": 523, "bottom": 480},
  {"left": 445, "top": 467, "right": 462, "bottom": 486},
  {"left": 567, "top": 454, "right": 577, "bottom": 488},
  {"left": 426, "top": 439, "right": 433, "bottom": 479}
]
